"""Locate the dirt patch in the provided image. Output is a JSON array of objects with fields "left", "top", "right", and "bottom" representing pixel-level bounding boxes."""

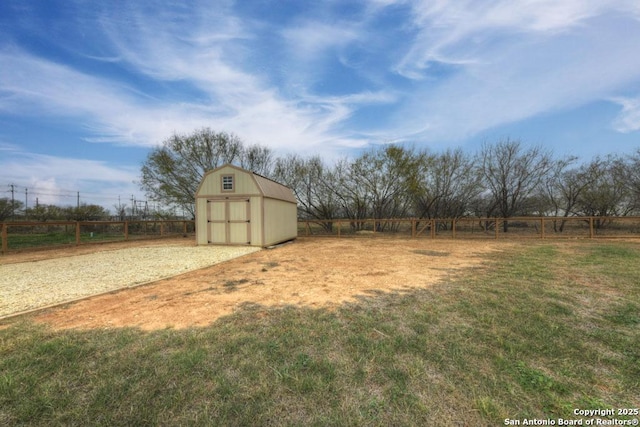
[{"left": 25, "top": 238, "right": 513, "bottom": 331}]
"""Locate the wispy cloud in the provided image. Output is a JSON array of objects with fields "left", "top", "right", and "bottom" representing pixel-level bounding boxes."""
[
  {"left": 0, "top": 47, "right": 212, "bottom": 146},
  {"left": 380, "top": 0, "right": 640, "bottom": 141},
  {"left": 0, "top": 149, "right": 140, "bottom": 205},
  {"left": 611, "top": 96, "right": 640, "bottom": 133},
  {"left": 281, "top": 21, "right": 360, "bottom": 63},
  {"left": 395, "top": 0, "right": 640, "bottom": 79},
  {"left": 0, "top": 141, "right": 21, "bottom": 152},
  {"left": 0, "top": 2, "right": 385, "bottom": 154},
  {"left": 1, "top": 0, "right": 639, "bottom": 174}
]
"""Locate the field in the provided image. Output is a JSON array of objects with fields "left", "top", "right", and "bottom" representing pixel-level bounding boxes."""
[{"left": 1, "top": 238, "right": 639, "bottom": 425}]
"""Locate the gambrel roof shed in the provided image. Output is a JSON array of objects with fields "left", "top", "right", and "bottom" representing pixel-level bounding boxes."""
[{"left": 195, "top": 164, "right": 297, "bottom": 247}]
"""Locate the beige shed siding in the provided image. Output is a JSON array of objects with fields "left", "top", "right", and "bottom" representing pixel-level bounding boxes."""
[
  {"left": 250, "top": 195, "right": 262, "bottom": 245},
  {"left": 196, "top": 197, "right": 208, "bottom": 245},
  {"left": 196, "top": 165, "right": 261, "bottom": 196},
  {"left": 263, "top": 197, "right": 297, "bottom": 246},
  {"left": 195, "top": 164, "right": 297, "bottom": 247}
]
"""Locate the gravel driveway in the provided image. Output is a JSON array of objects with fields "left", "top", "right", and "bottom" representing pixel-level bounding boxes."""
[{"left": 0, "top": 244, "right": 260, "bottom": 317}]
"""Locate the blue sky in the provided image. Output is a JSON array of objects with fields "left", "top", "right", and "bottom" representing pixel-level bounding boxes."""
[{"left": 1, "top": 0, "right": 640, "bottom": 210}]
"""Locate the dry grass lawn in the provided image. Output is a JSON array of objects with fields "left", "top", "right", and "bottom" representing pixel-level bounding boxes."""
[{"left": 29, "top": 237, "right": 511, "bottom": 330}]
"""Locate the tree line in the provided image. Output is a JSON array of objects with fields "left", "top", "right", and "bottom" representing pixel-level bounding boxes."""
[
  {"left": 0, "top": 201, "right": 111, "bottom": 222},
  {"left": 0, "top": 200, "right": 179, "bottom": 223},
  {"left": 139, "top": 128, "right": 640, "bottom": 232}
]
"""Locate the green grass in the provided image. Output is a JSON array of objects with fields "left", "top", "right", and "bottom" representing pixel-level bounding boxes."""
[
  {"left": 6, "top": 230, "right": 189, "bottom": 250},
  {"left": 1, "top": 241, "right": 639, "bottom": 425},
  {"left": 7, "top": 232, "right": 77, "bottom": 249},
  {"left": 7, "top": 232, "right": 125, "bottom": 249}
]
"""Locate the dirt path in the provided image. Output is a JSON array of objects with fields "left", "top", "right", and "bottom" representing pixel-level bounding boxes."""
[{"left": 17, "top": 238, "right": 512, "bottom": 331}]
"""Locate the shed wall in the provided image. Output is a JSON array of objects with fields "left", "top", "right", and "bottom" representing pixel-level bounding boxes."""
[
  {"left": 195, "top": 164, "right": 297, "bottom": 247},
  {"left": 250, "top": 196, "right": 262, "bottom": 245},
  {"left": 263, "top": 197, "right": 298, "bottom": 246},
  {"left": 196, "top": 166, "right": 261, "bottom": 197},
  {"left": 195, "top": 197, "right": 208, "bottom": 245}
]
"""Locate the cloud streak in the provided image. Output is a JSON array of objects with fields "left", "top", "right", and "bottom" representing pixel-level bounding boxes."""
[
  {"left": 611, "top": 96, "right": 640, "bottom": 133},
  {"left": 1, "top": 0, "right": 640, "bottom": 207},
  {"left": 0, "top": 149, "right": 140, "bottom": 206},
  {"left": 382, "top": 0, "right": 640, "bottom": 141},
  {"left": 0, "top": 2, "right": 390, "bottom": 155}
]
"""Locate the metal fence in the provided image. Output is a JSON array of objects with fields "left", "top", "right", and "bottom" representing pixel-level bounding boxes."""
[{"left": 1, "top": 220, "right": 195, "bottom": 254}]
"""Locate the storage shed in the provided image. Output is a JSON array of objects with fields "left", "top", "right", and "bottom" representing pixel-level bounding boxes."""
[{"left": 195, "top": 164, "right": 297, "bottom": 247}]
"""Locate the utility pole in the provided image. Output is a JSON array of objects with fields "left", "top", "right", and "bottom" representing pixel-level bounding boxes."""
[
  {"left": 10, "top": 184, "right": 15, "bottom": 220},
  {"left": 25, "top": 188, "right": 28, "bottom": 220},
  {"left": 77, "top": 191, "right": 80, "bottom": 209}
]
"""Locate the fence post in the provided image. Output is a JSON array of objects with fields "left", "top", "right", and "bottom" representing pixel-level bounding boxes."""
[
  {"left": 495, "top": 218, "right": 499, "bottom": 239},
  {"left": 75, "top": 222, "right": 81, "bottom": 245},
  {"left": 430, "top": 219, "right": 435, "bottom": 239},
  {"left": 452, "top": 219, "right": 457, "bottom": 239},
  {"left": 411, "top": 219, "right": 416, "bottom": 238},
  {"left": 124, "top": 221, "right": 129, "bottom": 241},
  {"left": 540, "top": 218, "right": 545, "bottom": 239},
  {"left": 1, "top": 223, "right": 7, "bottom": 254},
  {"left": 589, "top": 217, "right": 594, "bottom": 239}
]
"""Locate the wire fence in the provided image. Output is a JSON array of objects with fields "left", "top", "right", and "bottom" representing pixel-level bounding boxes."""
[
  {"left": 2, "top": 216, "right": 639, "bottom": 254},
  {"left": 297, "top": 216, "right": 640, "bottom": 240},
  {"left": 1, "top": 220, "right": 195, "bottom": 254}
]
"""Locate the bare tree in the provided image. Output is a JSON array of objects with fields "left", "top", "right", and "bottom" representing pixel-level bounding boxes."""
[
  {"left": 480, "top": 139, "right": 554, "bottom": 231},
  {"left": 345, "top": 146, "right": 422, "bottom": 230},
  {"left": 27, "top": 204, "right": 63, "bottom": 222},
  {"left": 626, "top": 149, "right": 640, "bottom": 213},
  {"left": 273, "top": 154, "right": 339, "bottom": 228},
  {"left": 63, "top": 204, "right": 109, "bottom": 221},
  {"left": 240, "top": 144, "right": 275, "bottom": 177},
  {"left": 333, "top": 158, "right": 371, "bottom": 224},
  {"left": 0, "top": 198, "right": 22, "bottom": 221},
  {"left": 575, "top": 155, "right": 634, "bottom": 222},
  {"left": 540, "top": 157, "right": 615, "bottom": 231},
  {"left": 113, "top": 203, "right": 128, "bottom": 221},
  {"left": 140, "top": 128, "right": 272, "bottom": 217},
  {"left": 412, "top": 148, "right": 482, "bottom": 220}
]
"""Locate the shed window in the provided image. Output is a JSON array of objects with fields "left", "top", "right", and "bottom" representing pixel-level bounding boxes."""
[{"left": 222, "top": 175, "right": 234, "bottom": 191}]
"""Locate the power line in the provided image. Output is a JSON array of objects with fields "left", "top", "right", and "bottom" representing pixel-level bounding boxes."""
[
  {"left": 3, "top": 184, "right": 145, "bottom": 202},
  {"left": 2, "top": 182, "right": 136, "bottom": 201},
  {"left": 1, "top": 183, "right": 185, "bottom": 218}
]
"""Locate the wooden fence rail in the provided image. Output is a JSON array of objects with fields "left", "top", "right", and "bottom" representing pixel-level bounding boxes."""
[
  {"left": 297, "top": 216, "right": 640, "bottom": 240},
  {"left": 1, "top": 220, "right": 195, "bottom": 254},
  {"left": 3, "top": 216, "right": 639, "bottom": 255}
]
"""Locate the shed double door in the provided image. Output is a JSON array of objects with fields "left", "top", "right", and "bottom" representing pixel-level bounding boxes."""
[{"left": 207, "top": 198, "right": 251, "bottom": 245}]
